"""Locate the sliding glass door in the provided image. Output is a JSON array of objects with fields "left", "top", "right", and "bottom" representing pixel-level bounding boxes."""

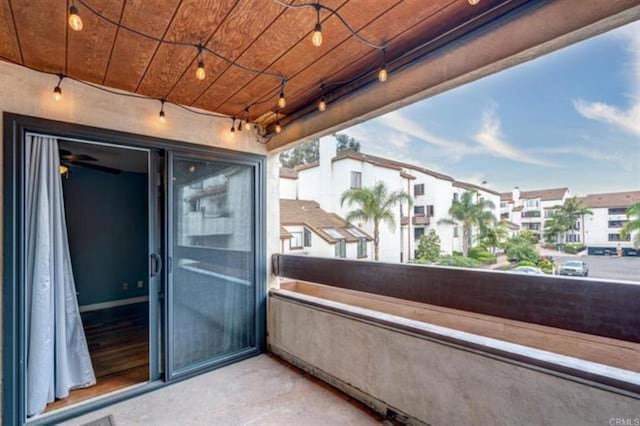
[{"left": 166, "top": 152, "right": 258, "bottom": 377}]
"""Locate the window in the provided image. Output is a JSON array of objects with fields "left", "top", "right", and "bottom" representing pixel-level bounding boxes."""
[
  {"left": 414, "top": 184, "right": 425, "bottom": 196},
  {"left": 525, "top": 199, "right": 540, "bottom": 208},
  {"left": 303, "top": 228, "right": 312, "bottom": 247},
  {"left": 608, "top": 233, "right": 631, "bottom": 242},
  {"left": 350, "top": 171, "right": 362, "bottom": 189},
  {"left": 289, "top": 231, "right": 303, "bottom": 249},
  {"left": 544, "top": 209, "right": 554, "bottom": 218},
  {"left": 426, "top": 205, "right": 434, "bottom": 217},
  {"left": 414, "top": 227, "right": 425, "bottom": 240},
  {"left": 608, "top": 220, "right": 628, "bottom": 228},
  {"left": 453, "top": 226, "right": 459, "bottom": 238},
  {"left": 323, "top": 228, "right": 344, "bottom": 239},
  {"left": 500, "top": 202, "right": 507, "bottom": 208},
  {"left": 453, "top": 193, "right": 459, "bottom": 202},
  {"left": 566, "top": 234, "right": 580, "bottom": 243},
  {"left": 414, "top": 205, "right": 425, "bottom": 215},
  {"left": 522, "top": 211, "right": 541, "bottom": 218},
  {"left": 335, "top": 239, "right": 346, "bottom": 258},
  {"left": 608, "top": 208, "right": 627, "bottom": 215},
  {"left": 347, "top": 227, "right": 368, "bottom": 238},
  {"left": 523, "top": 222, "right": 541, "bottom": 231},
  {"left": 501, "top": 212, "right": 509, "bottom": 219},
  {"left": 357, "top": 238, "right": 367, "bottom": 258}
]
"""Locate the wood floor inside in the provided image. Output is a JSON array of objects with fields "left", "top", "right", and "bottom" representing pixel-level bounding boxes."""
[{"left": 45, "top": 303, "right": 150, "bottom": 413}]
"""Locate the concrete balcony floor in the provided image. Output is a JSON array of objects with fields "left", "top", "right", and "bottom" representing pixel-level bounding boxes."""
[{"left": 61, "top": 355, "right": 383, "bottom": 425}]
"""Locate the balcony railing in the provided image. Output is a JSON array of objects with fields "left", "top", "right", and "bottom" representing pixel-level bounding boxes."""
[{"left": 400, "top": 214, "right": 431, "bottom": 226}]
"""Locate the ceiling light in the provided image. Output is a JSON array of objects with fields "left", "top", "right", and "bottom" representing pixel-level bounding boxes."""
[
  {"left": 196, "top": 60, "right": 206, "bottom": 80},
  {"left": 275, "top": 122, "right": 282, "bottom": 134},
  {"left": 378, "top": 66, "right": 388, "bottom": 82},
  {"left": 52, "top": 86, "right": 62, "bottom": 102},
  {"left": 311, "top": 5, "right": 323, "bottom": 47},
  {"left": 159, "top": 100, "right": 166, "bottom": 123},
  {"left": 468, "top": 0, "right": 480, "bottom": 4},
  {"left": 68, "top": 5, "right": 83, "bottom": 32},
  {"left": 318, "top": 97, "right": 326, "bottom": 112},
  {"left": 59, "top": 165, "right": 69, "bottom": 175},
  {"left": 278, "top": 89, "right": 286, "bottom": 109}
]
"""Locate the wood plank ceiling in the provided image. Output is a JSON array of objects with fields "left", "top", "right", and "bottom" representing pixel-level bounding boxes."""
[{"left": 0, "top": 0, "right": 512, "bottom": 125}]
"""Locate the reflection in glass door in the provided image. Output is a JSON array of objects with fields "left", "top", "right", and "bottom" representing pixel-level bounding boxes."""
[{"left": 167, "top": 154, "right": 256, "bottom": 376}]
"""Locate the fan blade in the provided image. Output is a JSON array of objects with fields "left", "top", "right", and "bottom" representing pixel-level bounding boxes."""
[
  {"left": 61, "top": 154, "right": 98, "bottom": 162},
  {"left": 72, "top": 161, "right": 122, "bottom": 174}
]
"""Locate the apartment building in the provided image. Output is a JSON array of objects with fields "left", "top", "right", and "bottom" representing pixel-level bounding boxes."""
[
  {"left": 279, "top": 199, "right": 373, "bottom": 260},
  {"left": 500, "top": 187, "right": 570, "bottom": 242},
  {"left": 579, "top": 191, "right": 640, "bottom": 256},
  {"left": 280, "top": 137, "right": 500, "bottom": 262}
]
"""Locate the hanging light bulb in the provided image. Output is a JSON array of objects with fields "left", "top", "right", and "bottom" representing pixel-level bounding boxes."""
[
  {"left": 468, "top": 0, "right": 480, "bottom": 4},
  {"left": 311, "top": 5, "right": 323, "bottom": 47},
  {"left": 378, "top": 48, "right": 388, "bottom": 82},
  {"left": 68, "top": 5, "right": 83, "bottom": 32},
  {"left": 196, "top": 60, "right": 206, "bottom": 80},
  {"left": 278, "top": 82, "right": 287, "bottom": 109},
  {"left": 52, "top": 85, "right": 62, "bottom": 102},
  {"left": 275, "top": 122, "right": 282, "bottom": 134},
  {"left": 230, "top": 118, "right": 236, "bottom": 135},
  {"left": 237, "top": 120, "right": 243, "bottom": 132},
  {"left": 195, "top": 45, "right": 206, "bottom": 80},
  {"left": 377, "top": 66, "right": 388, "bottom": 82},
  {"left": 318, "top": 97, "right": 326, "bottom": 112},
  {"left": 159, "top": 100, "right": 166, "bottom": 123}
]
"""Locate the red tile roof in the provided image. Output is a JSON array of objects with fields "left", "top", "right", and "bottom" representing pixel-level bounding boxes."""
[
  {"left": 520, "top": 187, "right": 568, "bottom": 201},
  {"left": 578, "top": 190, "right": 640, "bottom": 209},
  {"left": 500, "top": 192, "right": 513, "bottom": 202},
  {"left": 333, "top": 151, "right": 454, "bottom": 181},
  {"left": 453, "top": 180, "right": 500, "bottom": 196}
]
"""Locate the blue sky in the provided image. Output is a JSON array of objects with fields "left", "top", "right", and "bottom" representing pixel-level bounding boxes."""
[{"left": 343, "top": 21, "right": 640, "bottom": 196}]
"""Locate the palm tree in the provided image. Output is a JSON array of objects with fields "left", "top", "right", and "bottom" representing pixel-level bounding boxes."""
[
  {"left": 438, "top": 190, "right": 496, "bottom": 257},
  {"left": 621, "top": 202, "right": 640, "bottom": 248},
  {"left": 557, "top": 197, "right": 592, "bottom": 243},
  {"left": 479, "top": 221, "right": 509, "bottom": 254},
  {"left": 341, "top": 182, "right": 412, "bottom": 261}
]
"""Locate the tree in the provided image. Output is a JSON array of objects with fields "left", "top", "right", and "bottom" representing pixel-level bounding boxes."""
[
  {"left": 333, "top": 133, "right": 361, "bottom": 153},
  {"left": 559, "top": 197, "right": 592, "bottom": 242},
  {"left": 415, "top": 230, "right": 441, "bottom": 262},
  {"left": 479, "top": 221, "right": 509, "bottom": 254},
  {"left": 543, "top": 210, "right": 570, "bottom": 244},
  {"left": 621, "top": 202, "right": 640, "bottom": 248},
  {"left": 504, "top": 231, "right": 539, "bottom": 263},
  {"left": 437, "top": 190, "right": 496, "bottom": 257},
  {"left": 279, "top": 139, "right": 319, "bottom": 168},
  {"left": 341, "top": 182, "right": 412, "bottom": 261}
]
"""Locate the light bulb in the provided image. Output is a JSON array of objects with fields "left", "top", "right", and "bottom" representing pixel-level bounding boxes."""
[
  {"left": 68, "top": 5, "right": 83, "bottom": 31},
  {"left": 311, "top": 24, "right": 323, "bottom": 47},
  {"left": 378, "top": 66, "right": 388, "bottom": 82},
  {"left": 278, "top": 92, "right": 286, "bottom": 109},
  {"left": 468, "top": 0, "right": 480, "bottom": 4},
  {"left": 159, "top": 110, "right": 166, "bottom": 123},
  {"left": 52, "top": 86, "right": 62, "bottom": 102},
  {"left": 318, "top": 97, "right": 326, "bottom": 112},
  {"left": 230, "top": 123, "right": 236, "bottom": 135},
  {"left": 238, "top": 121, "right": 243, "bottom": 132},
  {"left": 275, "top": 123, "right": 282, "bottom": 134},
  {"left": 59, "top": 165, "right": 69, "bottom": 175},
  {"left": 196, "top": 60, "right": 206, "bottom": 80}
]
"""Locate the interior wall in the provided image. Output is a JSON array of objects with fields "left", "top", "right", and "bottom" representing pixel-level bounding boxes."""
[{"left": 62, "top": 167, "right": 148, "bottom": 307}]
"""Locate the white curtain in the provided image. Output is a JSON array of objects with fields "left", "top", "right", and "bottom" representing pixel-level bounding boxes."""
[{"left": 26, "top": 135, "right": 96, "bottom": 416}]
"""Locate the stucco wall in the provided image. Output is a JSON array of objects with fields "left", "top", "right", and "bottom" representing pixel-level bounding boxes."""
[
  {"left": 269, "top": 294, "right": 640, "bottom": 425},
  {"left": 0, "top": 60, "right": 280, "bottom": 418}
]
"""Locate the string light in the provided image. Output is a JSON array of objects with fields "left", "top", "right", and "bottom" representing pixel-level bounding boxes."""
[
  {"left": 195, "top": 45, "right": 206, "bottom": 80},
  {"left": 52, "top": 74, "right": 64, "bottom": 101},
  {"left": 68, "top": 4, "right": 83, "bottom": 32},
  {"left": 275, "top": 122, "right": 282, "bottom": 134},
  {"left": 311, "top": 4, "right": 323, "bottom": 47},
  {"left": 159, "top": 100, "right": 166, "bottom": 123},
  {"left": 230, "top": 118, "right": 236, "bottom": 135},
  {"left": 317, "top": 84, "right": 326, "bottom": 112},
  {"left": 468, "top": 0, "right": 480, "bottom": 4},
  {"left": 237, "top": 120, "right": 244, "bottom": 132},
  {"left": 278, "top": 80, "right": 287, "bottom": 109},
  {"left": 378, "top": 48, "right": 388, "bottom": 82}
]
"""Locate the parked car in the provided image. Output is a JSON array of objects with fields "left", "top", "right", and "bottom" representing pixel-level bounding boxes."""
[
  {"left": 558, "top": 260, "right": 589, "bottom": 277},
  {"left": 512, "top": 266, "right": 544, "bottom": 275}
]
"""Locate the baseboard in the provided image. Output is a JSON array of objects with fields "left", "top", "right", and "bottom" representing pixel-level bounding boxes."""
[{"left": 79, "top": 296, "right": 149, "bottom": 312}]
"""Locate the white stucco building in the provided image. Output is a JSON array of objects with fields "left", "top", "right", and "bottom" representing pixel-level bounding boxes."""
[{"left": 280, "top": 137, "right": 500, "bottom": 262}]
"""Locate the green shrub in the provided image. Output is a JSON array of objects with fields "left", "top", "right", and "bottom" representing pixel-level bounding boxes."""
[
  {"left": 516, "top": 260, "right": 537, "bottom": 267},
  {"left": 468, "top": 246, "right": 497, "bottom": 264},
  {"left": 537, "top": 258, "right": 555, "bottom": 274},
  {"left": 437, "top": 255, "right": 480, "bottom": 268},
  {"left": 415, "top": 230, "right": 441, "bottom": 263},
  {"left": 505, "top": 242, "right": 539, "bottom": 263},
  {"left": 452, "top": 250, "right": 463, "bottom": 257},
  {"left": 563, "top": 243, "right": 586, "bottom": 254}
]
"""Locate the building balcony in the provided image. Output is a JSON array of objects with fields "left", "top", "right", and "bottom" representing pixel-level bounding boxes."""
[
  {"left": 181, "top": 213, "right": 232, "bottom": 237},
  {"left": 401, "top": 214, "right": 431, "bottom": 226}
]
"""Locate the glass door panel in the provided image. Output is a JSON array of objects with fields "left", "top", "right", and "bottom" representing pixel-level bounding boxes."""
[{"left": 167, "top": 154, "right": 256, "bottom": 376}]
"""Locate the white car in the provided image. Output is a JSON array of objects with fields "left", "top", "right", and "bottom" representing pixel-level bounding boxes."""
[{"left": 512, "top": 266, "right": 544, "bottom": 275}]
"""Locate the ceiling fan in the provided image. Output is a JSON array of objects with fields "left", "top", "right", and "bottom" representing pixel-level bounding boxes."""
[{"left": 59, "top": 146, "right": 122, "bottom": 175}]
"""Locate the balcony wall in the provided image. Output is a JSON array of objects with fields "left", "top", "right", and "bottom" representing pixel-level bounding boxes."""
[{"left": 269, "top": 255, "right": 640, "bottom": 425}]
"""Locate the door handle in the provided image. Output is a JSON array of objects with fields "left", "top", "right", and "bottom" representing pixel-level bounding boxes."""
[{"left": 150, "top": 253, "right": 163, "bottom": 277}]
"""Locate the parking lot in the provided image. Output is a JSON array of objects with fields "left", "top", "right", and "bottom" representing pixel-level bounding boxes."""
[{"left": 554, "top": 255, "right": 640, "bottom": 282}]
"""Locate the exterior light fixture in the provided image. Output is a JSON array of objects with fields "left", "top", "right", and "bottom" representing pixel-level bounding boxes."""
[
  {"left": 278, "top": 81, "right": 287, "bottom": 109},
  {"left": 52, "top": 74, "right": 64, "bottom": 101},
  {"left": 195, "top": 45, "right": 206, "bottom": 80},
  {"left": 311, "top": 5, "right": 323, "bottom": 47},
  {"left": 68, "top": 5, "right": 83, "bottom": 32},
  {"left": 159, "top": 100, "right": 166, "bottom": 123},
  {"left": 378, "top": 48, "right": 388, "bottom": 82}
]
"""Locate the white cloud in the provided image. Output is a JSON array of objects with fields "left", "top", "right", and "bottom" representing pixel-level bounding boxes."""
[
  {"left": 534, "top": 145, "right": 624, "bottom": 163},
  {"left": 473, "top": 110, "right": 557, "bottom": 167},
  {"left": 573, "top": 21, "right": 640, "bottom": 137}
]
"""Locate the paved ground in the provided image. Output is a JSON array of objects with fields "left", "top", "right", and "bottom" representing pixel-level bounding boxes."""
[
  {"left": 61, "top": 355, "right": 382, "bottom": 426},
  {"left": 553, "top": 255, "right": 640, "bottom": 282}
]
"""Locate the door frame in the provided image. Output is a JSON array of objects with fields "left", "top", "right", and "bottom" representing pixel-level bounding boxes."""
[{"left": 2, "top": 113, "right": 267, "bottom": 425}]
